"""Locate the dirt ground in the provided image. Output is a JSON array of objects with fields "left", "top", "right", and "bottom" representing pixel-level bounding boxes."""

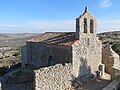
[{"left": 73, "top": 79, "right": 111, "bottom": 90}]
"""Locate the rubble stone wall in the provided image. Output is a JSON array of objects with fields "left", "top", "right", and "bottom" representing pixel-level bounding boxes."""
[
  {"left": 33, "top": 63, "right": 73, "bottom": 90},
  {"left": 102, "top": 45, "right": 120, "bottom": 74}
]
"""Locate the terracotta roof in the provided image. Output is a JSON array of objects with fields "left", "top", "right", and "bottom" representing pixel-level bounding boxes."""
[{"left": 27, "top": 32, "right": 77, "bottom": 46}]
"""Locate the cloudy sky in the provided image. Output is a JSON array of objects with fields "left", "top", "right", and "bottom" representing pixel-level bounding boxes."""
[{"left": 0, "top": 0, "right": 120, "bottom": 33}]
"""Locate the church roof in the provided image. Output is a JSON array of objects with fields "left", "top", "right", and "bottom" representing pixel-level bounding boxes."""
[{"left": 27, "top": 32, "right": 78, "bottom": 46}]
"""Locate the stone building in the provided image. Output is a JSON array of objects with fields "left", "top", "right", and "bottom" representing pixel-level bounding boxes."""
[
  {"left": 22, "top": 6, "right": 103, "bottom": 76},
  {"left": 21, "top": 7, "right": 104, "bottom": 90}
]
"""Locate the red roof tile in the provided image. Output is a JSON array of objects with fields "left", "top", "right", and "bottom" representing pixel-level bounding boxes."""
[{"left": 27, "top": 32, "right": 76, "bottom": 46}]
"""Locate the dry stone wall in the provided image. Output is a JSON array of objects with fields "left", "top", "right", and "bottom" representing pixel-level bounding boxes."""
[
  {"left": 33, "top": 63, "right": 73, "bottom": 90},
  {"left": 102, "top": 45, "right": 120, "bottom": 74}
]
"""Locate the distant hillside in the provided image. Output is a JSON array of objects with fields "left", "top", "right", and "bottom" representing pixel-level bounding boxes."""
[
  {"left": 0, "top": 31, "right": 120, "bottom": 47},
  {"left": 97, "top": 31, "right": 120, "bottom": 44},
  {"left": 0, "top": 33, "right": 40, "bottom": 47},
  {"left": 98, "top": 31, "right": 120, "bottom": 55},
  {"left": 0, "top": 33, "right": 40, "bottom": 40}
]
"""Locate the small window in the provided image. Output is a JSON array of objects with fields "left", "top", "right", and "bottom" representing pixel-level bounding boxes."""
[
  {"left": 90, "top": 19, "right": 94, "bottom": 33},
  {"left": 84, "top": 18, "right": 87, "bottom": 33},
  {"left": 48, "top": 55, "right": 57, "bottom": 66}
]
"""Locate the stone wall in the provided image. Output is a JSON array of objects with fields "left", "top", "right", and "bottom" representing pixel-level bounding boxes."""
[
  {"left": 33, "top": 63, "right": 73, "bottom": 90},
  {"left": 102, "top": 45, "right": 120, "bottom": 74},
  {"left": 72, "top": 38, "right": 102, "bottom": 78},
  {"left": 27, "top": 42, "right": 72, "bottom": 67}
]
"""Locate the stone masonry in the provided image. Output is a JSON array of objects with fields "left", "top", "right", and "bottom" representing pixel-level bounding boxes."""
[
  {"left": 73, "top": 6, "right": 102, "bottom": 78},
  {"left": 102, "top": 45, "right": 120, "bottom": 79},
  {"left": 20, "top": 7, "right": 105, "bottom": 90},
  {"left": 33, "top": 63, "right": 72, "bottom": 90},
  {"left": 72, "top": 38, "right": 102, "bottom": 78}
]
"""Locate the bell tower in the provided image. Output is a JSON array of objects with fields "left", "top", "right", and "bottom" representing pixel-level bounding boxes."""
[{"left": 76, "top": 6, "right": 97, "bottom": 40}]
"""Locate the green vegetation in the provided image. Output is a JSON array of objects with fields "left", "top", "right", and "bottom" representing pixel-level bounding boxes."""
[
  {"left": 0, "top": 70, "right": 6, "bottom": 76},
  {"left": 112, "top": 43, "right": 120, "bottom": 55}
]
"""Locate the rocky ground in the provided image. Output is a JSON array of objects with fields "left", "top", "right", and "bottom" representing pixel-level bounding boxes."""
[
  {"left": 0, "top": 47, "right": 21, "bottom": 67},
  {"left": 72, "top": 79, "right": 111, "bottom": 90}
]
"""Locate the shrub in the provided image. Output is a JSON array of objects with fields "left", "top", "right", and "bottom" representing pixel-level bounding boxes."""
[
  {"left": 0, "top": 70, "right": 6, "bottom": 76},
  {"left": 112, "top": 43, "right": 120, "bottom": 55}
]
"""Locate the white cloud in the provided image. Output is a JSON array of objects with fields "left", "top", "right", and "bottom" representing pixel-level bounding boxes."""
[
  {"left": 0, "top": 24, "right": 16, "bottom": 28},
  {"left": 0, "top": 19, "right": 120, "bottom": 33},
  {"left": 97, "top": 19, "right": 120, "bottom": 33},
  {"left": 25, "top": 20, "right": 120, "bottom": 33},
  {"left": 26, "top": 20, "right": 75, "bottom": 32},
  {"left": 99, "top": 0, "right": 112, "bottom": 8},
  {"left": 0, "top": 20, "right": 75, "bottom": 33}
]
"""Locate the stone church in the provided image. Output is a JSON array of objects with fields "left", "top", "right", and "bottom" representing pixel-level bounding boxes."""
[
  {"left": 21, "top": 7, "right": 105, "bottom": 90},
  {"left": 1, "top": 6, "right": 120, "bottom": 90},
  {"left": 22, "top": 6, "right": 103, "bottom": 76}
]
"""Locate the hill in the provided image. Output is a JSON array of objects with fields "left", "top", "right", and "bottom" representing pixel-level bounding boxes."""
[
  {"left": 97, "top": 31, "right": 120, "bottom": 44},
  {"left": 0, "top": 33, "right": 39, "bottom": 47},
  {"left": 0, "top": 33, "right": 39, "bottom": 40},
  {"left": 98, "top": 31, "right": 120, "bottom": 55}
]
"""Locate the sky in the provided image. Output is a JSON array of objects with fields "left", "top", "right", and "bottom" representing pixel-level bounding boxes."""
[{"left": 0, "top": 0, "right": 120, "bottom": 33}]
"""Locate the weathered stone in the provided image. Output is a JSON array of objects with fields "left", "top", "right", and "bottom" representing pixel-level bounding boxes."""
[
  {"left": 33, "top": 63, "right": 72, "bottom": 90},
  {"left": 102, "top": 45, "right": 120, "bottom": 77}
]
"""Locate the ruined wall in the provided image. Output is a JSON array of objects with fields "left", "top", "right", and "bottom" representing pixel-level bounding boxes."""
[
  {"left": 72, "top": 38, "right": 102, "bottom": 78},
  {"left": 33, "top": 63, "right": 73, "bottom": 90},
  {"left": 102, "top": 45, "right": 120, "bottom": 74},
  {"left": 27, "top": 42, "right": 72, "bottom": 67}
]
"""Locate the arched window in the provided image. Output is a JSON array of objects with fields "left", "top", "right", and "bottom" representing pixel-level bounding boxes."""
[
  {"left": 84, "top": 18, "right": 87, "bottom": 33},
  {"left": 48, "top": 55, "right": 57, "bottom": 66},
  {"left": 90, "top": 19, "right": 94, "bottom": 33}
]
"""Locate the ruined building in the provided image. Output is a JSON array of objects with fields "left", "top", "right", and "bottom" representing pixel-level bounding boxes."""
[
  {"left": 22, "top": 7, "right": 103, "bottom": 76},
  {"left": 21, "top": 7, "right": 105, "bottom": 90},
  {"left": 1, "top": 6, "right": 120, "bottom": 90}
]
